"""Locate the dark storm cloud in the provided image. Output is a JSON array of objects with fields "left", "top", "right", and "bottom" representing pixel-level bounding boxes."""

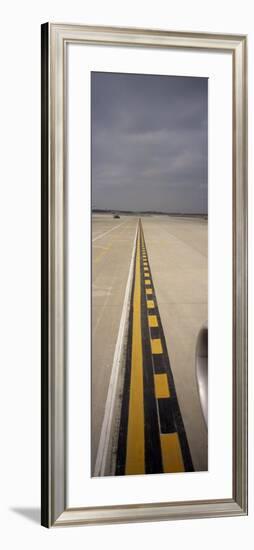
[{"left": 91, "top": 72, "right": 208, "bottom": 213}]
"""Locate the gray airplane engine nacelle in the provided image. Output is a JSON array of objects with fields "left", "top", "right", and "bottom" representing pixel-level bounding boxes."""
[{"left": 195, "top": 324, "right": 208, "bottom": 427}]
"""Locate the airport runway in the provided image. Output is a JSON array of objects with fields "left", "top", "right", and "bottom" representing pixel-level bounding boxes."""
[{"left": 92, "top": 214, "right": 208, "bottom": 476}]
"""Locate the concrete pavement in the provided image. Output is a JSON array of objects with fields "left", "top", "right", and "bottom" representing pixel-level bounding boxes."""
[
  {"left": 92, "top": 214, "right": 208, "bottom": 475},
  {"left": 92, "top": 216, "right": 138, "bottom": 472}
]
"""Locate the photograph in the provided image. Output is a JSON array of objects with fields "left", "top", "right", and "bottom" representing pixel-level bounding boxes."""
[
  {"left": 40, "top": 22, "right": 247, "bottom": 527},
  {"left": 91, "top": 71, "right": 208, "bottom": 477}
]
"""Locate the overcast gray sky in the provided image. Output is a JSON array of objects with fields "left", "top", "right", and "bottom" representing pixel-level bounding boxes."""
[{"left": 91, "top": 72, "right": 208, "bottom": 214}]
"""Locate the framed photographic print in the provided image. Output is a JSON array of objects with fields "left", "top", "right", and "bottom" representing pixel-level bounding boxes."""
[{"left": 41, "top": 23, "right": 248, "bottom": 527}]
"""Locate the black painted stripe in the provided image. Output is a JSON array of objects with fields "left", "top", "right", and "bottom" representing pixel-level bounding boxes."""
[
  {"left": 152, "top": 354, "right": 166, "bottom": 375},
  {"left": 149, "top": 326, "right": 161, "bottom": 340},
  {"left": 158, "top": 398, "right": 176, "bottom": 433},
  {"left": 140, "top": 240, "right": 163, "bottom": 474}
]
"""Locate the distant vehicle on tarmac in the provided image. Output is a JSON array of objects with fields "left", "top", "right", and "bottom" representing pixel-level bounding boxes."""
[{"left": 113, "top": 214, "right": 120, "bottom": 219}]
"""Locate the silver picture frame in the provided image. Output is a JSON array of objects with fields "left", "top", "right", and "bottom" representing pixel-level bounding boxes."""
[{"left": 41, "top": 23, "right": 248, "bottom": 527}]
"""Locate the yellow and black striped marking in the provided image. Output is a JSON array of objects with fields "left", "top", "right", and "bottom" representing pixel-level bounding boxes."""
[{"left": 116, "top": 220, "right": 193, "bottom": 475}]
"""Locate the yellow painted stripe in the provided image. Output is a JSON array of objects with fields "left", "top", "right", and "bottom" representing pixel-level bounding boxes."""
[
  {"left": 146, "top": 288, "right": 153, "bottom": 295},
  {"left": 125, "top": 227, "right": 145, "bottom": 475},
  {"left": 151, "top": 338, "right": 163, "bottom": 354},
  {"left": 145, "top": 279, "right": 151, "bottom": 285},
  {"left": 148, "top": 315, "right": 158, "bottom": 327},
  {"left": 154, "top": 373, "right": 170, "bottom": 398},
  {"left": 147, "top": 300, "right": 155, "bottom": 309},
  {"left": 160, "top": 433, "right": 185, "bottom": 473},
  {"left": 144, "top": 267, "right": 149, "bottom": 271},
  {"left": 144, "top": 273, "right": 150, "bottom": 278}
]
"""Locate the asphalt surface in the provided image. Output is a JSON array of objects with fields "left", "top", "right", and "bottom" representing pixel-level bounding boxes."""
[{"left": 92, "top": 214, "right": 208, "bottom": 475}]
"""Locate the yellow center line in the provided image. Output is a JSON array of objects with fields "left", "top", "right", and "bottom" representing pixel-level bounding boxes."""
[{"left": 125, "top": 225, "right": 145, "bottom": 475}]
